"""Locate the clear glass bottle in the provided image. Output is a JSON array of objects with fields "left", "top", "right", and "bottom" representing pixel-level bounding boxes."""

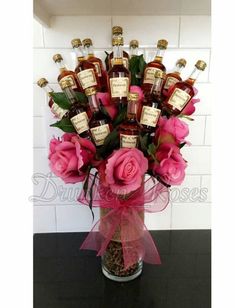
[
  {"left": 37, "top": 78, "right": 68, "bottom": 119},
  {"left": 142, "top": 39, "right": 168, "bottom": 95},
  {"left": 71, "top": 38, "right": 101, "bottom": 92},
  {"left": 85, "top": 87, "right": 112, "bottom": 146},
  {"left": 52, "top": 54, "right": 81, "bottom": 91},
  {"left": 119, "top": 92, "right": 142, "bottom": 148},
  {"left": 82, "top": 38, "right": 108, "bottom": 92},
  {"left": 109, "top": 26, "right": 129, "bottom": 69},
  {"left": 163, "top": 60, "right": 207, "bottom": 116},
  {"left": 129, "top": 40, "right": 139, "bottom": 58},
  {"left": 140, "top": 71, "right": 166, "bottom": 133},
  {"left": 60, "top": 79, "right": 90, "bottom": 139},
  {"left": 163, "top": 58, "right": 187, "bottom": 92},
  {"left": 108, "top": 37, "right": 130, "bottom": 106}
]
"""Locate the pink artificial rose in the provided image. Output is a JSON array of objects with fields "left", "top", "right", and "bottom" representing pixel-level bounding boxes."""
[
  {"left": 102, "top": 148, "right": 148, "bottom": 195},
  {"left": 130, "top": 85, "right": 144, "bottom": 103},
  {"left": 156, "top": 116, "right": 189, "bottom": 145},
  {"left": 96, "top": 92, "right": 118, "bottom": 119},
  {"left": 49, "top": 133, "right": 96, "bottom": 184},
  {"left": 152, "top": 143, "right": 187, "bottom": 186}
]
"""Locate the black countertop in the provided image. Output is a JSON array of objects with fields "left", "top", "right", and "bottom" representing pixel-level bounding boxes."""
[{"left": 34, "top": 230, "right": 211, "bottom": 308}]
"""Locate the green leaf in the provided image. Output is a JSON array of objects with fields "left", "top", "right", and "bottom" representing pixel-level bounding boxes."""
[
  {"left": 147, "top": 143, "right": 157, "bottom": 161},
  {"left": 104, "top": 51, "right": 110, "bottom": 71},
  {"left": 98, "top": 99, "right": 111, "bottom": 121},
  {"left": 138, "top": 54, "right": 147, "bottom": 74},
  {"left": 113, "top": 104, "right": 127, "bottom": 127},
  {"left": 97, "top": 128, "right": 119, "bottom": 159},
  {"left": 139, "top": 133, "right": 150, "bottom": 153},
  {"left": 50, "top": 92, "right": 70, "bottom": 109},
  {"left": 50, "top": 118, "right": 76, "bottom": 133},
  {"left": 75, "top": 92, "right": 88, "bottom": 105},
  {"left": 129, "top": 54, "right": 146, "bottom": 86}
]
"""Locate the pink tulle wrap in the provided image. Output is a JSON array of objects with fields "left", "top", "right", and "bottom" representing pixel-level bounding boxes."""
[{"left": 78, "top": 175, "right": 170, "bottom": 269}]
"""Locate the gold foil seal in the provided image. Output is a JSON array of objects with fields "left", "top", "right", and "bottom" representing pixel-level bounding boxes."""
[
  {"left": 113, "top": 58, "right": 123, "bottom": 65},
  {"left": 130, "top": 39, "right": 139, "bottom": 48},
  {"left": 53, "top": 54, "right": 63, "bottom": 62},
  {"left": 112, "top": 26, "right": 123, "bottom": 35},
  {"left": 195, "top": 60, "right": 207, "bottom": 71},
  {"left": 37, "top": 78, "right": 48, "bottom": 88},
  {"left": 82, "top": 38, "right": 93, "bottom": 47},
  {"left": 157, "top": 39, "right": 168, "bottom": 49},
  {"left": 59, "top": 79, "right": 74, "bottom": 90},
  {"left": 154, "top": 70, "right": 166, "bottom": 79},
  {"left": 112, "top": 37, "right": 124, "bottom": 46},
  {"left": 85, "top": 87, "right": 97, "bottom": 96},
  {"left": 71, "top": 38, "right": 82, "bottom": 48},
  {"left": 128, "top": 92, "right": 139, "bottom": 101},
  {"left": 177, "top": 58, "right": 187, "bottom": 67}
]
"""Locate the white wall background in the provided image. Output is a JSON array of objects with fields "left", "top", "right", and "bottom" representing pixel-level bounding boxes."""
[{"left": 33, "top": 14, "right": 211, "bottom": 233}]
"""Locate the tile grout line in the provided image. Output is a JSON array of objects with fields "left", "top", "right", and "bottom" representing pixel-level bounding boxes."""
[{"left": 41, "top": 24, "right": 45, "bottom": 48}]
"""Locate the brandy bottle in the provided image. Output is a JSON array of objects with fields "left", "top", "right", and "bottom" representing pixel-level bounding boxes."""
[
  {"left": 142, "top": 39, "right": 168, "bottom": 95},
  {"left": 109, "top": 26, "right": 129, "bottom": 69},
  {"left": 119, "top": 92, "right": 142, "bottom": 148},
  {"left": 85, "top": 87, "right": 111, "bottom": 146},
  {"left": 108, "top": 37, "right": 130, "bottom": 106},
  {"left": 60, "top": 79, "right": 90, "bottom": 139},
  {"left": 71, "top": 38, "right": 100, "bottom": 92},
  {"left": 140, "top": 71, "right": 166, "bottom": 132},
  {"left": 129, "top": 40, "right": 139, "bottom": 58},
  {"left": 163, "top": 60, "right": 207, "bottom": 116},
  {"left": 37, "top": 78, "right": 68, "bottom": 119},
  {"left": 163, "top": 58, "right": 187, "bottom": 92},
  {"left": 82, "top": 38, "right": 108, "bottom": 92},
  {"left": 52, "top": 54, "right": 81, "bottom": 91}
]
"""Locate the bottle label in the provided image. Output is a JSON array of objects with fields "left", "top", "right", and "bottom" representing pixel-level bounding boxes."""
[
  {"left": 143, "top": 67, "right": 161, "bottom": 85},
  {"left": 140, "top": 106, "right": 161, "bottom": 127},
  {"left": 93, "top": 62, "right": 102, "bottom": 77},
  {"left": 90, "top": 124, "right": 110, "bottom": 146},
  {"left": 120, "top": 134, "right": 138, "bottom": 148},
  {"left": 111, "top": 57, "right": 129, "bottom": 69},
  {"left": 168, "top": 88, "right": 191, "bottom": 111},
  {"left": 51, "top": 103, "right": 68, "bottom": 119},
  {"left": 70, "top": 112, "right": 89, "bottom": 134},
  {"left": 60, "top": 75, "right": 77, "bottom": 89},
  {"left": 110, "top": 77, "right": 129, "bottom": 98},
  {"left": 164, "top": 76, "right": 179, "bottom": 90},
  {"left": 77, "top": 69, "right": 97, "bottom": 89}
]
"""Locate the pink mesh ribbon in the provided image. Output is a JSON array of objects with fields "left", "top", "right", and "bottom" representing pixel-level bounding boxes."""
[{"left": 78, "top": 175, "right": 170, "bottom": 269}]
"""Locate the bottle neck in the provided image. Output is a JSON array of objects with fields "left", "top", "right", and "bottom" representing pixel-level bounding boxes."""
[
  {"left": 185, "top": 67, "right": 202, "bottom": 86},
  {"left": 130, "top": 46, "right": 138, "bottom": 57},
  {"left": 151, "top": 77, "right": 164, "bottom": 97},
  {"left": 154, "top": 48, "right": 165, "bottom": 63},
  {"left": 88, "top": 94, "right": 99, "bottom": 112},
  {"left": 63, "top": 87, "right": 78, "bottom": 105},
  {"left": 56, "top": 60, "right": 68, "bottom": 73},
  {"left": 73, "top": 46, "right": 86, "bottom": 62},
  {"left": 113, "top": 44, "right": 123, "bottom": 59},
  {"left": 42, "top": 84, "right": 54, "bottom": 96},
  {"left": 127, "top": 101, "right": 137, "bottom": 121},
  {"left": 84, "top": 45, "right": 94, "bottom": 58},
  {"left": 173, "top": 64, "right": 184, "bottom": 75}
]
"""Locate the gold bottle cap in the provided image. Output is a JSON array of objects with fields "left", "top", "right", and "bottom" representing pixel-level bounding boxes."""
[
  {"left": 82, "top": 38, "right": 93, "bottom": 47},
  {"left": 85, "top": 87, "right": 97, "bottom": 96},
  {"left": 157, "top": 39, "right": 168, "bottom": 50},
  {"left": 176, "top": 58, "right": 187, "bottom": 67},
  {"left": 128, "top": 92, "right": 139, "bottom": 101},
  {"left": 37, "top": 78, "right": 48, "bottom": 88},
  {"left": 59, "top": 79, "right": 74, "bottom": 90},
  {"left": 154, "top": 70, "right": 166, "bottom": 79},
  {"left": 195, "top": 60, "right": 207, "bottom": 71},
  {"left": 71, "top": 38, "right": 82, "bottom": 48},
  {"left": 112, "top": 37, "right": 124, "bottom": 46},
  {"left": 53, "top": 54, "right": 63, "bottom": 62},
  {"left": 112, "top": 26, "right": 123, "bottom": 35},
  {"left": 130, "top": 40, "right": 139, "bottom": 48}
]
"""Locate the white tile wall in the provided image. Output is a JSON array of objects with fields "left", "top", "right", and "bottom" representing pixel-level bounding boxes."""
[{"left": 33, "top": 15, "right": 211, "bottom": 233}]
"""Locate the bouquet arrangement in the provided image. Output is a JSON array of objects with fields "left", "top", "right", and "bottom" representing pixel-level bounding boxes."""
[{"left": 37, "top": 26, "right": 206, "bottom": 282}]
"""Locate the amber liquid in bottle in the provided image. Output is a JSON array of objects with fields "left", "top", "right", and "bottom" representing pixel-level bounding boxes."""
[
  {"left": 108, "top": 42, "right": 130, "bottom": 106},
  {"left": 163, "top": 59, "right": 187, "bottom": 95},
  {"left": 119, "top": 94, "right": 141, "bottom": 148},
  {"left": 109, "top": 26, "right": 129, "bottom": 69},
  {"left": 142, "top": 40, "right": 168, "bottom": 95},
  {"left": 140, "top": 72, "right": 165, "bottom": 133},
  {"left": 86, "top": 88, "right": 112, "bottom": 146},
  {"left": 163, "top": 65, "right": 203, "bottom": 116}
]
